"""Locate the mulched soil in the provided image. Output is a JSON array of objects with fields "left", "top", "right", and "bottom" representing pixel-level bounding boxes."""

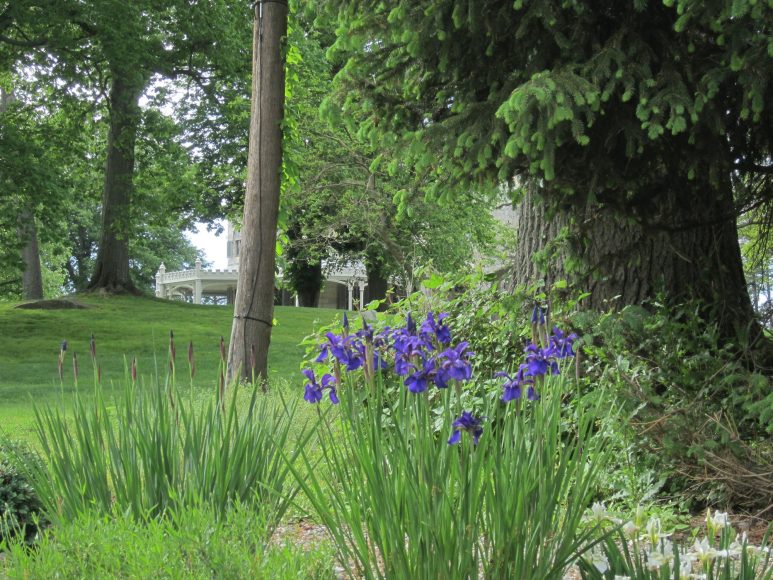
[
  {"left": 14, "top": 299, "right": 91, "bottom": 310},
  {"left": 271, "top": 512, "right": 771, "bottom": 579}
]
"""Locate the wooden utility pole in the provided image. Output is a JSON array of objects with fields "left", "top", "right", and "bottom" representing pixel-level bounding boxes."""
[{"left": 227, "top": 0, "right": 288, "bottom": 383}]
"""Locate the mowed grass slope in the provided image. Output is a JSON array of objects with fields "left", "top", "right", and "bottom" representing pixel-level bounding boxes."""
[{"left": 0, "top": 295, "right": 341, "bottom": 440}]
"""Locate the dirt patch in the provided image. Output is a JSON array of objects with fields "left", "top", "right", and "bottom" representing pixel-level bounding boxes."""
[{"left": 15, "top": 299, "right": 92, "bottom": 310}]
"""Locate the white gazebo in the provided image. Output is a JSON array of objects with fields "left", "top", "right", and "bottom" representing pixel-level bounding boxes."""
[{"left": 155, "top": 223, "right": 368, "bottom": 307}]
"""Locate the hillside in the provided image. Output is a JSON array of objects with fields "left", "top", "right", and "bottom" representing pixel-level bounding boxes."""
[{"left": 0, "top": 295, "right": 341, "bottom": 439}]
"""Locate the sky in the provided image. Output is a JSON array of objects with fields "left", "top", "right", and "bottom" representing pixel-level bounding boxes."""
[{"left": 185, "top": 220, "right": 229, "bottom": 270}]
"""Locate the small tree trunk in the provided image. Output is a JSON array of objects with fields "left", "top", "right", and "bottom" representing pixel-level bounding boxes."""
[
  {"left": 294, "top": 260, "right": 322, "bottom": 307},
  {"left": 365, "top": 250, "right": 389, "bottom": 310},
  {"left": 87, "top": 71, "right": 143, "bottom": 294},
  {"left": 228, "top": 0, "right": 288, "bottom": 383},
  {"left": 18, "top": 208, "right": 43, "bottom": 300}
]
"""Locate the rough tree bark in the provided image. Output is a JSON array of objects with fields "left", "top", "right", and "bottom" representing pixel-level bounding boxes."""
[
  {"left": 509, "top": 175, "right": 759, "bottom": 345},
  {"left": 227, "top": 0, "right": 288, "bottom": 383},
  {"left": 17, "top": 208, "right": 43, "bottom": 300},
  {"left": 87, "top": 71, "right": 143, "bottom": 294}
]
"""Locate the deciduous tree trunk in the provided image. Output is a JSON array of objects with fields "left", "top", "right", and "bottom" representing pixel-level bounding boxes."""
[
  {"left": 365, "top": 249, "right": 389, "bottom": 310},
  {"left": 509, "top": 176, "right": 760, "bottom": 347},
  {"left": 87, "top": 71, "right": 143, "bottom": 294},
  {"left": 294, "top": 260, "right": 322, "bottom": 307},
  {"left": 18, "top": 207, "right": 43, "bottom": 300},
  {"left": 228, "top": 0, "right": 288, "bottom": 383}
]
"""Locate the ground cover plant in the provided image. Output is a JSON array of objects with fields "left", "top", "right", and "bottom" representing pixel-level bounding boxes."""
[{"left": 0, "top": 506, "right": 335, "bottom": 578}]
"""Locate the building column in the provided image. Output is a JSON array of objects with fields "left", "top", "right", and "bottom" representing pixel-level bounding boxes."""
[
  {"left": 347, "top": 283, "right": 353, "bottom": 311},
  {"left": 194, "top": 279, "right": 202, "bottom": 305},
  {"left": 294, "top": 294, "right": 299, "bottom": 307},
  {"left": 193, "top": 258, "right": 203, "bottom": 304},
  {"left": 357, "top": 281, "right": 366, "bottom": 309},
  {"left": 155, "top": 263, "right": 166, "bottom": 298}
]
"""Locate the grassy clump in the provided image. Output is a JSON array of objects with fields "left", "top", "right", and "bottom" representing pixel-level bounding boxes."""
[{"left": 29, "top": 375, "right": 308, "bottom": 527}]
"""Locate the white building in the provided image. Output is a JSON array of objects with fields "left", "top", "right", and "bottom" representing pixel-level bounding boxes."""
[{"left": 155, "top": 223, "right": 368, "bottom": 308}]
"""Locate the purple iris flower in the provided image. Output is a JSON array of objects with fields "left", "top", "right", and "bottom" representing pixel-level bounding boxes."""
[
  {"left": 448, "top": 411, "right": 485, "bottom": 445},
  {"left": 495, "top": 363, "right": 534, "bottom": 402},
  {"left": 393, "top": 330, "right": 430, "bottom": 355},
  {"left": 302, "top": 368, "right": 338, "bottom": 404},
  {"left": 438, "top": 341, "right": 473, "bottom": 382},
  {"left": 393, "top": 331, "right": 431, "bottom": 376},
  {"left": 404, "top": 357, "right": 437, "bottom": 393},
  {"left": 342, "top": 338, "right": 365, "bottom": 371},
  {"left": 394, "top": 355, "right": 413, "bottom": 376},
  {"left": 420, "top": 312, "right": 452, "bottom": 345},
  {"left": 352, "top": 339, "right": 389, "bottom": 373},
  {"left": 531, "top": 304, "right": 546, "bottom": 325},
  {"left": 373, "top": 351, "right": 389, "bottom": 371},
  {"left": 316, "top": 332, "right": 364, "bottom": 371},
  {"left": 406, "top": 313, "right": 417, "bottom": 335},
  {"left": 316, "top": 332, "right": 348, "bottom": 363},
  {"left": 524, "top": 343, "right": 559, "bottom": 376},
  {"left": 356, "top": 319, "right": 374, "bottom": 342},
  {"left": 550, "top": 327, "right": 578, "bottom": 358},
  {"left": 526, "top": 385, "right": 540, "bottom": 401}
]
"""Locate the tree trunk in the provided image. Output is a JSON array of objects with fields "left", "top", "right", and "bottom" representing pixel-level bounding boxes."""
[
  {"left": 17, "top": 208, "right": 43, "bottom": 300},
  {"left": 3, "top": 87, "right": 43, "bottom": 300},
  {"left": 227, "top": 0, "right": 288, "bottom": 383},
  {"left": 66, "top": 224, "right": 95, "bottom": 291},
  {"left": 87, "top": 71, "right": 143, "bottom": 294},
  {"left": 365, "top": 250, "right": 389, "bottom": 310},
  {"left": 509, "top": 176, "right": 760, "bottom": 345},
  {"left": 293, "top": 260, "right": 322, "bottom": 307}
]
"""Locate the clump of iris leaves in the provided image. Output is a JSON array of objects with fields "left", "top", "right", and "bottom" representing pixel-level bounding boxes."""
[
  {"left": 296, "top": 309, "right": 607, "bottom": 579},
  {"left": 296, "top": 310, "right": 771, "bottom": 579}
]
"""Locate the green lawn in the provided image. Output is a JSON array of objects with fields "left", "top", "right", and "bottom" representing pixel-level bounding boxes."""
[{"left": 0, "top": 295, "right": 342, "bottom": 441}]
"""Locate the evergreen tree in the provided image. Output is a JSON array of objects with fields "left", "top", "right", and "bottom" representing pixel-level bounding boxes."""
[{"left": 320, "top": 0, "right": 773, "bottom": 351}]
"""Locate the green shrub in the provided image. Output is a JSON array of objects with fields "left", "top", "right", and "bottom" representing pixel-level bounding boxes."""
[
  {"left": 575, "top": 302, "right": 773, "bottom": 509},
  {"left": 0, "top": 438, "right": 45, "bottom": 543},
  {"left": 391, "top": 272, "right": 773, "bottom": 509}
]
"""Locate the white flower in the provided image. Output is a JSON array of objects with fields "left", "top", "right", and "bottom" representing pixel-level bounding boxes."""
[
  {"left": 622, "top": 520, "right": 639, "bottom": 538},
  {"left": 711, "top": 511, "right": 729, "bottom": 529},
  {"left": 645, "top": 517, "right": 670, "bottom": 545},
  {"left": 706, "top": 509, "right": 730, "bottom": 537},
  {"left": 585, "top": 501, "right": 609, "bottom": 524},
  {"left": 646, "top": 549, "right": 671, "bottom": 571},
  {"left": 677, "top": 552, "right": 696, "bottom": 579},
  {"left": 590, "top": 549, "right": 609, "bottom": 574},
  {"left": 692, "top": 537, "right": 718, "bottom": 563}
]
